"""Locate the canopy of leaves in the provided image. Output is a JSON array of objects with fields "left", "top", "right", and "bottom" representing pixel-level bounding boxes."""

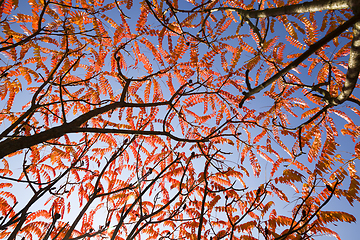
[{"left": 0, "top": 0, "right": 360, "bottom": 239}]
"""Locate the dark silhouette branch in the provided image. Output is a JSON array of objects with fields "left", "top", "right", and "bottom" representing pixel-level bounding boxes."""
[
  {"left": 239, "top": 13, "right": 360, "bottom": 107},
  {"left": 0, "top": 0, "right": 49, "bottom": 52}
]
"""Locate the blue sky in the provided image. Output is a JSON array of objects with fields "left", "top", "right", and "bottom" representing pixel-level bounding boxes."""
[{"left": 1, "top": 0, "right": 359, "bottom": 239}]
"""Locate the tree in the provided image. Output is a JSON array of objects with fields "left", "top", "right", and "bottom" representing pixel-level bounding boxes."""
[{"left": 0, "top": 0, "right": 359, "bottom": 239}]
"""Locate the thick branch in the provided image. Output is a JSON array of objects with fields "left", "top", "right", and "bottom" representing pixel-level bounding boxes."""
[
  {"left": 0, "top": 98, "right": 214, "bottom": 159},
  {"left": 239, "top": 0, "right": 349, "bottom": 18},
  {"left": 240, "top": 13, "right": 360, "bottom": 107},
  {"left": 0, "top": 101, "right": 122, "bottom": 159},
  {"left": 334, "top": 19, "right": 360, "bottom": 105},
  {"left": 173, "top": 0, "right": 348, "bottom": 17}
]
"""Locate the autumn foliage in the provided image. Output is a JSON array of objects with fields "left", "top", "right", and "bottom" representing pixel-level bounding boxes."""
[{"left": 1, "top": 0, "right": 360, "bottom": 239}]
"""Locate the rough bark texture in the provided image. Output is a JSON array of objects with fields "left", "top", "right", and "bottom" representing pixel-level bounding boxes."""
[
  {"left": 240, "top": 12, "right": 360, "bottom": 108},
  {"left": 237, "top": 0, "right": 360, "bottom": 107},
  {"left": 241, "top": 0, "right": 349, "bottom": 18},
  {"left": 334, "top": 0, "right": 360, "bottom": 105},
  {"left": 334, "top": 20, "right": 360, "bottom": 104}
]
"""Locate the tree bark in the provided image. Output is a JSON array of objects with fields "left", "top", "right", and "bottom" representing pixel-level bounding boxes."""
[
  {"left": 241, "top": 0, "right": 350, "bottom": 18},
  {"left": 235, "top": 0, "right": 360, "bottom": 107},
  {"left": 333, "top": 0, "right": 360, "bottom": 105},
  {"left": 239, "top": 13, "right": 360, "bottom": 107}
]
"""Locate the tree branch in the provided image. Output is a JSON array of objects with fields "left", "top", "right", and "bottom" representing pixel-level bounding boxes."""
[
  {"left": 235, "top": 0, "right": 349, "bottom": 18},
  {"left": 333, "top": 18, "right": 360, "bottom": 105},
  {"left": 239, "top": 12, "right": 360, "bottom": 107}
]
